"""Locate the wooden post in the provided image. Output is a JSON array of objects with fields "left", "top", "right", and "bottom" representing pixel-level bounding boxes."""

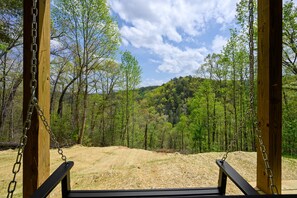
[
  {"left": 257, "top": 0, "right": 282, "bottom": 194},
  {"left": 23, "top": 0, "right": 51, "bottom": 197}
]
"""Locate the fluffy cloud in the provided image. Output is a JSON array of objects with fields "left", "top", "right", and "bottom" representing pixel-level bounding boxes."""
[
  {"left": 212, "top": 35, "right": 228, "bottom": 53},
  {"left": 109, "top": 0, "right": 239, "bottom": 75}
]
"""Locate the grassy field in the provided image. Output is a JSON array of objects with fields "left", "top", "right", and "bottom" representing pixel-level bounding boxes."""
[{"left": 1, "top": 146, "right": 297, "bottom": 197}]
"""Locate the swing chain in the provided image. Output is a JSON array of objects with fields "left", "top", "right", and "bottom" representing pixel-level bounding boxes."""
[
  {"left": 248, "top": 0, "right": 278, "bottom": 194},
  {"left": 34, "top": 99, "right": 67, "bottom": 162},
  {"left": 221, "top": 121, "right": 242, "bottom": 162},
  {"left": 222, "top": 0, "right": 255, "bottom": 162},
  {"left": 7, "top": 0, "right": 66, "bottom": 197},
  {"left": 7, "top": 0, "right": 38, "bottom": 196},
  {"left": 255, "top": 122, "right": 279, "bottom": 194},
  {"left": 223, "top": 1, "right": 278, "bottom": 195}
]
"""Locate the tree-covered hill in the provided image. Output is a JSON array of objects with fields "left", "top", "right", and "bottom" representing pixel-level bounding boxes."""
[
  {"left": 143, "top": 76, "right": 203, "bottom": 126},
  {"left": 1, "top": 0, "right": 296, "bottom": 156}
]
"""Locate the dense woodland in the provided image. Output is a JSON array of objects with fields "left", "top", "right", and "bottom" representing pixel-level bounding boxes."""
[{"left": 0, "top": 0, "right": 297, "bottom": 156}]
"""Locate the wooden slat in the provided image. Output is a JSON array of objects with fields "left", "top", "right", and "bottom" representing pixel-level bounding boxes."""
[
  {"left": 23, "top": 0, "right": 51, "bottom": 197},
  {"left": 257, "top": 0, "right": 282, "bottom": 194}
]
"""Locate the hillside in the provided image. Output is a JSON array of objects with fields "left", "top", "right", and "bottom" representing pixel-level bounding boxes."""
[
  {"left": 1, "top": 146, "right": 297, "bottom": 197},
  {"left": 143, "top": 76, "right": 202, "bottom": 125}
]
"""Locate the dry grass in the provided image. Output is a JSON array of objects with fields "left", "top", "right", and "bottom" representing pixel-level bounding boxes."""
[{"left": 1, "top": 146, "right": 297, "bottom": 197}]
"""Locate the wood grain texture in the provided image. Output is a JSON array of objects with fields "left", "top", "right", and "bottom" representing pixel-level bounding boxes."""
[
  {"left": 23, "top": 0, "right": 50, "bottom": 197},
  {"left": 257, "top": 0, "right": 282, "bottom": 194}
]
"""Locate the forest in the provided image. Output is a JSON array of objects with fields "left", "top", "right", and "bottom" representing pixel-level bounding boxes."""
[{"left": 0, "top": 0, "right": 297, "bottom": 157}]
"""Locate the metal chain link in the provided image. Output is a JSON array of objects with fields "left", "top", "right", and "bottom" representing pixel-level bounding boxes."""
[
  {"left": 248, "top": 0, "right": 277, "bottom": 194},
  {"left": 222, "top": 0, "right": 256, "bottom": 162},
  {"left": 221, "top": 109, "right": 249, "bottom": 162},
  {"left": 7, "top": 0, "right": 38, "bottom": 196},
  {"left": 255, "top": 122, "right": 279, "bottom": 194},
  {"left": 7, "top": 0, "right": 66, "bottom": 197},
  {"left": 34, "top": 98, "right": 67, "bottom": 162},
  {"left": 222, "top": 0, "right": 278, "bottom": 194},
  {"left": 248, "top": 0, "right": 255, "bottom": 121}
]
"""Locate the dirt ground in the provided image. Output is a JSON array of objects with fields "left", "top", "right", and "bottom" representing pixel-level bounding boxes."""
[{"left": 1, "top": 146, "right": 297, "bottom": 197}]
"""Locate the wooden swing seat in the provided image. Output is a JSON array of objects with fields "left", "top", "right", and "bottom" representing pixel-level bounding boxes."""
[{"left": 31, "top": 160, "right": 295, "bottom": 198}]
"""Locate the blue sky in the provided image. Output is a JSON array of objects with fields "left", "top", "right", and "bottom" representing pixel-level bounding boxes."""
[
  {"left": 108, "top": 0, "right": 241, "bottom": 87},
  {"left": 108, "top": 0, "right": 296, "bottom": 87}
]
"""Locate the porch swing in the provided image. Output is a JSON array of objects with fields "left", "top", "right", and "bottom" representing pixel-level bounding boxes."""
[{"left": 6, "top": 0, "right": 295, "bottom": 197}]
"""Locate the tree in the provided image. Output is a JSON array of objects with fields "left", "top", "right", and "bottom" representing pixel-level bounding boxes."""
[
  {"left": 283, "top": 0, "right": 297, "bottom": 75},
  {"left": 120, "top": 51, "right": 141, "bottom": 147},
  {"left": 199, "top": 54, "right": 223, "bottom": 149},
  {"left": 282, "top": 0, "right": 297, "bottom": 156},
  {"left": 93, "top": 59, "right": 120, "bottom": 146},
  {"left": 176, "top": 115, "right": 189, "bottom": 151},
  {"left": 52, "top": 0, "right": 120, "bottom": 144},
  {"left": 0, "top": 0, "right": 23, "bottom": 59},
  {"left": 0, "top": 0, "right": 23, "bottom": 140}
]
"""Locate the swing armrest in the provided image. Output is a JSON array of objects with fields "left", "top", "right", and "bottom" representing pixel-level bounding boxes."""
[
  {"left": 216, "top": 160, "right": 258, "bottom": 195},
  {"left": 31, "top": 161, "right": 74, "bottom": 198}
]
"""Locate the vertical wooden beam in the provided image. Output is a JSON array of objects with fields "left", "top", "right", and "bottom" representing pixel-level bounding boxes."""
[
  {"left": 257, "top": 0, "right": 282, "bottom": 194},
  {"left": 23, "top": 0, "right": 50, "bottom": 197}
]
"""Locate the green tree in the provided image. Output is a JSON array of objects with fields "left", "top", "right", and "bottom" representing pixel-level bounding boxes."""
[
  {"left": 0, "top": 0, "right": 22, "bottom": 57},
  {"left": 283, "top": 0, "right": 297, "bottom": 75},
  {"left": 120, "top": 51, "right": 141, "bottom": 147},
  {"left": 52, "top": 0, "right": 120, "bottom": 144},
  {"left": 0, "top": 0, "right": 23, "bottom": 140},
  {"left": 282, "top": 0, "right": 297, "bottom": 156}
]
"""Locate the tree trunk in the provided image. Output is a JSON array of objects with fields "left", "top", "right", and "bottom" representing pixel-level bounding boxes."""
[
  {"left": 50, "top": 69, "right": 63, "bottom": 113},
  {"left": 75, "top": 76, "right": 82, "bottom": 135},
  {"left": 0, "top": 75, "right": 22, "bottom": 131},
  {"left": 232, "top": 55, "right": 238, "bottom": 150},
  {"left": 206, "top": 93, "right": 210, "bottom": 151},
  {"left": 125, "top": 73, "right": 130, "bottom": 147},
  {"left": 131, "top": 91, "right": 135, "bottom": 148},
  {"left": 144, "top": 123, "right": 148, "bottom": 150},
  {"left": 181, "top": 129, "right": 184, "bottom": 151},
  {"left": 77, "top": 76, "right": 88, "bottom": 145},
  {"left": 212, "top": 98, "right": 216, "bottom": 144},
  {"left": 249, "top": 0, "right": 256, "bottom": 151},
  {"left": 57, "top": 76, "right": 78, "bottom": 117},
  {"left": 223, "top": 96, "right": 228, "bottom": 151},
  {"left": 101, "top": 101, "right": 106, "bottom": 146},
  {"left": 0, "top": 54, "right": 7, "bottom": 133}
]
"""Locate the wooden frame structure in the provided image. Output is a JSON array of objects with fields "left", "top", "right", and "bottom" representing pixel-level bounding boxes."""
[
  {"left": 23, "top": 0, "right": 50, "bottom": 197},
  {"left": 22, "top": 0, "right": 283, "bottom": 197},
  {"left": 257, "top": 0, "right": 282, "bottom": 194}
]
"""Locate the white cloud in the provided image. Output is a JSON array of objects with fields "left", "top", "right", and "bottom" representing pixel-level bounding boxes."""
[
  {"left": 212, "top": 35, "right": 228, "bottom": 53},
  {"left": 109, "top": 0, "right": 239, "bottom": 75},
  {"left": 156, "top": 45, "right": 208, "bottom": 74},
  {"left": 140, "top": 78, "right": 168, "bottom": 87}
]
